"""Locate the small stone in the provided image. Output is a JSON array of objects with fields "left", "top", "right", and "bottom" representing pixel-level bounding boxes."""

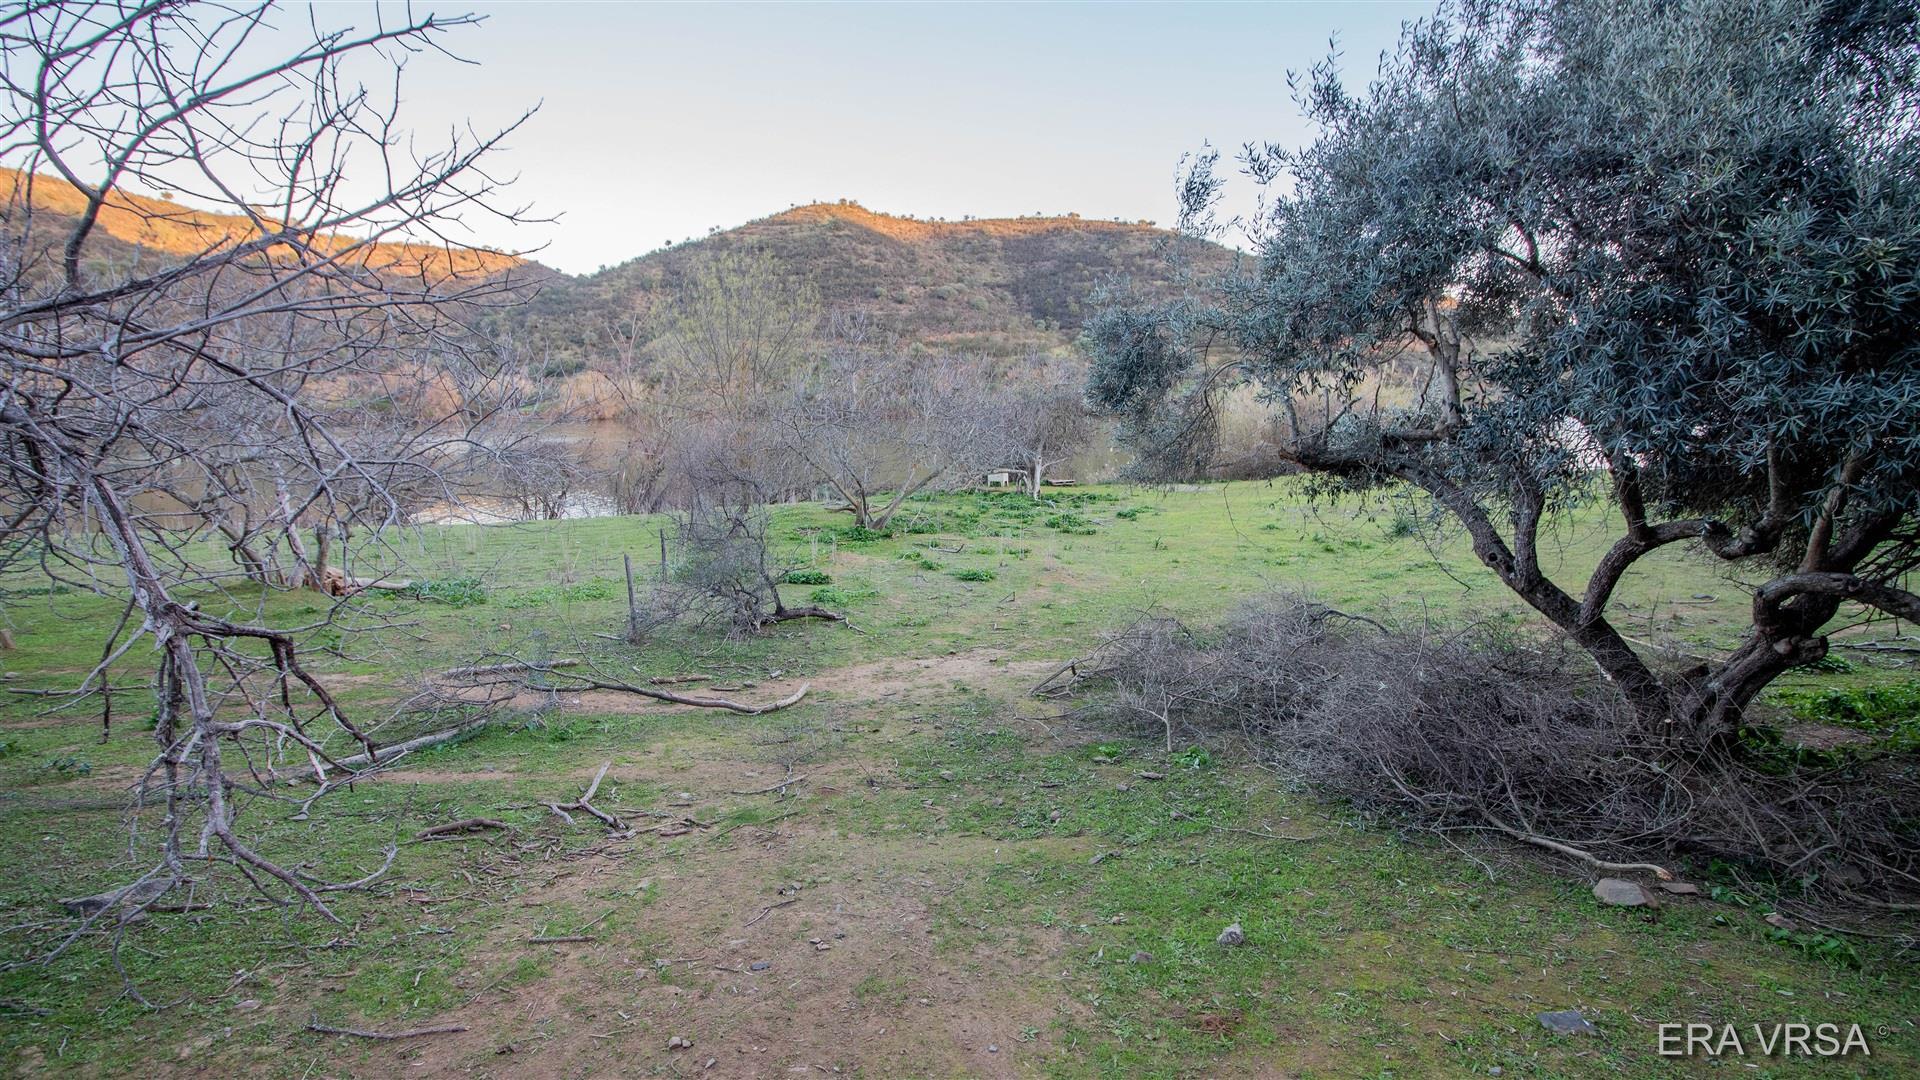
[
  {"left": 938, "top": 769, "right": 955, "bottom": 781},
  {"left": 1537, "top": 1009, "right": 1598, "bottom": 1036},
  {"left": 988, "top": 1044, "right": 999, "bottom": 1053},
  {"left": 1130, "top": 951, "right": 1154, "bottom": 964},
  {"left": 667, "top": 1035, "right": 692, "bottom": 1050},
  {"left": 1137, "top": 771, "right": 1166, "bottom": 781},
  {"left": 1764, "top": 911, "right": 1798, "bottom": 931},
  {"left": 1592, "top": 877, "right": 1654, "bottom": 907},
  {"left": 814, "top": 941, "right": 832, "bottom": 952},
  {"left": 749, "top": 961, "right": 771, "bottom": 972},
  {"left": 1216, "top": 922, "right": 1245, "bottom": 947},
  {"left": 234, "top": 999, "right": 261, "bottom": 1012},
  {"left": 1657, "top": 881, "right": 1700, "bottom": 896},
  {"left": 1048, "top": 809, "right": 1063, "bottom": 822},
  {"left": 1489, "top": 1067, "right": 1503, "bottom": 1076}
]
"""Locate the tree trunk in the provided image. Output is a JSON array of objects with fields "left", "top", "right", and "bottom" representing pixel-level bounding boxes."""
[
  {"left": 1679, "top": 588, "right": 1843, "bottom": 739},
  {"left": 217, "top": 518, "right": 275, "bottom": 586},
  {"left": 311, "top": 524, "right": 332, "bottom": 592}
]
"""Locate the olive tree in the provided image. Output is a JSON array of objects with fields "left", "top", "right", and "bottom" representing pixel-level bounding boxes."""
[{"left": 1086, "top": 0, "right": 1920, "bottom": 739}]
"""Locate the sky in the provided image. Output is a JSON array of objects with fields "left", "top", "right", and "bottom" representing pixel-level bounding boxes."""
[{"left": 339, "top": 1, "right": 1429, "bottom": 275}]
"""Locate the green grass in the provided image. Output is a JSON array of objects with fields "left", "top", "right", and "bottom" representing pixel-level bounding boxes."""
[{"left": 0, "top": 481, "right": 1913, "bottom": 1077}]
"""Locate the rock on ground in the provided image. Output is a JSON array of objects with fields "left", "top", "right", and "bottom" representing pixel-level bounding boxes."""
[
  {"left": 1592, "top": 877, "right": 1655, "bottom": 907},
  {"left": 1537, "top": 1009, "right": 1599, "bottom": 1036}
]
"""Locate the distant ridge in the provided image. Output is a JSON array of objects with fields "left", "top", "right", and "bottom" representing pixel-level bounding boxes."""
[
  {"left": 759, "top": 200, "right": 1162, "bottom": 242},
  {"left": 0, "top": 167, "right": 523, "bottom": 281},
  {"left": 507, "top": 198, "right": 1228, "bottom": 365},
  {"left": 2, "top": 166, "right": 1229, "bottom": 368}
]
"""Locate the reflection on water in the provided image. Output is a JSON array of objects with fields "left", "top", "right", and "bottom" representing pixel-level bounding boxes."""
[
  {"left": 409, "top": 490, "right": 619, "bottom": 525},
  {"left": 404, "top": 420, "right": 1129, "bottom": 525}
]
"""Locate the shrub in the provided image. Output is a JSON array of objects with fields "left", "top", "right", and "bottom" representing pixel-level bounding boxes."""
[
  {"left": 782, "top": 568, "right": 832, "bottom": 586},
  {"left": 1069, "top": 595, "right": 1920, "bottom": 911},
  {"left": 951, "top": 568, "right": 996, "bottom": 582},
  {"left": 809, "top": 583, "right": 878, "bottom": 606},
  {"left": 399, "top": 576, "right": 488, "bottom": 607}
]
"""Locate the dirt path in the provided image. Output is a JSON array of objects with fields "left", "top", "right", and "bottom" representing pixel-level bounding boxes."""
[{"left": 247, "top": 647, "right": 1090, "bottom": 1077}]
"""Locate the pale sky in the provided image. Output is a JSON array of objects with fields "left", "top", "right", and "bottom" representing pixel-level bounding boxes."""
[{"left": 343, "top": 1, "right": 1428, "bottom": 275}]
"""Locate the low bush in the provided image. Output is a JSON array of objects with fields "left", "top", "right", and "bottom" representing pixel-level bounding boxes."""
[
  {"left": 781, "top": 568, "right": 832, "bottom": 586},
  {"left": 399, "top": 576, "right": 488, "bottom": 607},
  {"left": 1067, "top": 594, "right": 1920, "bottom": 913}
]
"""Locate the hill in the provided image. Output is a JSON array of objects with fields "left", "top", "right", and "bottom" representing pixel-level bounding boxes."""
[
  {"left": 503, "top": 201, "right": 1232, "bottom": 364},
  {"left": 3, "top": 168, "right": 1232, "bottom": 365},
  {"left": 0, "top": 167, "right": 523, "bottom": 282}
]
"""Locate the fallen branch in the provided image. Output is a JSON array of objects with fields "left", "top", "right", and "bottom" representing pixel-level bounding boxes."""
[
  {"left": 414, "top": 818, "right": 510, "bottom": 841},
  {"left": 1030, "top": 655, "right": 1090, "bottom": 697},
  {"left": 307, "top": 1021, "right": 468, "bottom": 1040},
  {"left": 649, "top": 673, "right": 713, "bottom": 685},
  {"left": 629, "top": 816, "right": 707, "bottom": 837},
  {"left": 730, "top": 774, "right": 808, "bottom": 796},
  {"left": 1208, "top": 824, "right": 1316, "bottom": 842},
  {"left": 551, "top": 674, "right": 811, "bottom": 716},
  {"left": 1480, "top": 814, "right": 1674, "bottom": 881},
  {"left": 547, "top": 761, "right": 624, "bottom": 831},
  {"left": 743, "top": 897, "right": 799, "bottom": 927},
  {"left": 528, "top": 935, "right": 593, "bottom": 944},
  {"left": 442, "top": 659, "right": 582, "bottom": 680},
  {"left": 766, "top": 605, "right": 843, "bottom": 625},
  {"left": 272, "top": 715, "right": 495, "bottom": 785}
]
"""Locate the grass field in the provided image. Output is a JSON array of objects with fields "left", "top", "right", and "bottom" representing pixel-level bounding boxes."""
[{"left": 1, "top": 481, "right": 1913, "bottom": 1077}]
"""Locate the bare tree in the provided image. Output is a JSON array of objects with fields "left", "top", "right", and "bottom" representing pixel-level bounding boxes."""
[
  {"left": 661, "top": 429, "right": 842, "bottom": 635},
  {"left": 773, "top": 329, "right": 995, "bottom": 530},
  {"left": 0, "top": 1, "right": 537, "bottom": 937},
  {"left": 656, "top": 248, "right": 817, "bottom": 422},
  {"left": 985, "top": 356, "right": 1097, "bottom": 497}
]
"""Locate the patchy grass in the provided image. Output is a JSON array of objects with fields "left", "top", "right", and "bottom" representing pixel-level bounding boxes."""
[{"left": 1, "top": 482, "right": 1914, "bottom": 1077}]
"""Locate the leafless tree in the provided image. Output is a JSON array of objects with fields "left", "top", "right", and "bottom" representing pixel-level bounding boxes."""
[
  {"left": 657, "top": 425, "right": 842, "bottom": 635},
  {"left": 579, "top": 314, "right": 680, "bottom": 514},
  {"left": 0, "top": 0, "right": 539, "bottom": 940},
  {"left": 772, "top": 328, "right": 996, "bottom": 530},
  {"left": 984, "top": 356, "right": 1097, "bottom": 497}
]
